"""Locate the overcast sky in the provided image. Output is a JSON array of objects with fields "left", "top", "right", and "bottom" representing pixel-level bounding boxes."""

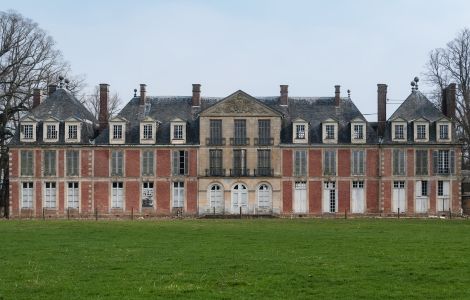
[{"left": 4, "top": 0, "right": 470, "bottom": 119}]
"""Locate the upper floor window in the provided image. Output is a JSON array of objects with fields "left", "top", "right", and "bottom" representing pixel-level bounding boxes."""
[
  {"left": 296, "top": 125, "right": 305, "bottom": 139},
  {"left": 172, "top": 150, "right": 188, "bottom": 176},
  {"left": 113, "top": 125, "right": 123, "bottom": 140},
  {"left": 66, "top": 150, "right": 79, "bottom": 176},
  {"left": 232, "top": 149, "right": 247, "bottom": 176},
  {"left": 109, "top": 116, "right": 127, "bottom": 144},
  {"left": 323, "top": 150, "right": 336, "bottom": 176},
  {"left": 140, "top": 117, "right": 157, "bottom": 144},
  {"left": 142, "top": 150, "right": 154, "bottom": 176},
  {"left": 256, "top": 149, "right": 272, "bottom": 176},
  {"left": 353, "top": 125, "right": 363, "bottom": 140},
  {"left": 44, "top": 150, "right": 56, "bottom": 176},
  {"left": 257, "top": 119, "right": 272, "bottom": 145},
  {"left": 65, "top": 118, "right": 81, "bottom": 143},
  {"left": 434, "top": 150, "right": 455, "bottom": 175},
  {"left": 416, "top": 125, "right": 426, "bottom": 139},
  {"left": 413, "top": 119, "right": 429, "bottom": 142},
  {"left": 174, "top": 125, "right": 183, "bottom": 139},
  {"left": 351, "top": 150, "right": 365, "bottom": 175},
  {"left": 392, "top": 149, "right": 405, "bottom": 176},
  {"left": 394, "top": 124, "right": 404, "bottom": 140},
  {"left": 325, "top": 125, "right": 335, "bottom": 140},
  {"left": 293, "top": 118, "right": 308, "bottom": 144},
  {"left": 68, "top": 125, "right": 78, "bottom": 140},
  {"left": 19, "top": 116, "right": 37, "bottom": 142},
  {"left": 322, "top": 119, "right": 338, "bottom": 144},
  {"left": 170, "top": 118, "right": 186, "bottom": 144},
  {"left": 111, "top": 150, "right": 123, "bottom": 176},
  {"left": 23, "top": 125, "right": 34, "bottom": 140},
  {"left": 439, "top": 125, "right": 449, "bottom": 140},
  {"left": 233, "top": 119, "right": 247, "bottom": 145},
  {"left": 415, "top": 150, "right": 428, "bottom": 176},
  {"left": 209, "top": 149, "right": 224, "bottom": 176},
  {"left": 208, "top": 119, "right": 223, "bottom": 145},
  {"left": 437, "top": 121, "right": 451, "bottom": 142},
  {"left": 20, "top": 150, "right": 34, "bottom": 176},
  {"left": 143, "top": 124, "right": 153, "bottom": 140},
  {"left": 46, "top": 124, "right": 57, "bottom": 140},
  {"left": 294, "top": 150, "right": 307, "bottom": 177}
]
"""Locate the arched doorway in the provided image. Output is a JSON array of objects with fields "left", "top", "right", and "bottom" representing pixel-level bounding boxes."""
[
  {"left": 232, "top": 183, "right": 248, "bottom": 213},
  {"left": 209, "top": 184, "right": 224, "bottom": 213},
  {"left": 257, "top": 184, "right": 272, "bottom": 214}
]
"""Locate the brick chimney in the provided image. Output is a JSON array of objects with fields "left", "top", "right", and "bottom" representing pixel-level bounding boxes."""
[
  {"left": 443, "top": 83, "right": 456, "bottom": 119},
  {"left": 377, "top": 84, "right": 388, "bottom": 138},
  {"left": 140, "top": 84, "right": 147, "bottom": 105},
  {"left": 192, "top": 84, "right": 201, "bottom": 106},
  {"left": 32, "top": 88, "right": 42, "bottom": 109},
  {"left": 280, "top": 85, "right": 288, "bottom": 106},
  {"left": 48, "top": 84, "right": 57, "bottom": 96},
  {"left": 335, "top": 85, "right": 341, "bottom": 106},
  {"left": 99, "top": 83, "right": 109, "bottom": 131}
]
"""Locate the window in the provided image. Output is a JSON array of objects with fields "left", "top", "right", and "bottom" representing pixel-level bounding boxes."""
[
  {"left": 142, "top": 182, "right": 154, "bottom": 208},
  {"left": 44, "top": 182, "right": 56, "bottom": 208},
  {"left": 438, "top": 181, "right": 444, "bottom": 196},
  {"left": 172, "top": 150, "right": 188, "bottom": 175},
  {"left": 113, "top": 124, "right": 123, "bottom": 140},
  {"left": 296, "top": 124, "right": 305, "bottom": 139},
  {"left": 392, "top": 149, "right": 405, "bottom": 176},
  {"left": 209, "top": 149, "right": 223, "bottom": 176},
  {"left": 68, "top": 125, "right": 78, "bottom": 140},
  {"left": 22, "top": 124, "right": 34, "bottom": 140},
  {"left": 111, "top": 150, "right": 123, "bottom": 176},
  {"left": 323, "top": 181, "right": 337, "bottom": 213},
  {"left": 351, "top": 150, "right": 365, "bottom": 175},
  {"left": 258, "top": 184, "right": 272, "bottom": 210},
  {"left": 143, "top": 124, "right": 153, "bottom": 140},
  {"left": 44, "top": 150, "right": 56, "bottom": 176},
  {"left": 21, "top": 182, "right": 34, "bottom": 208},
  {"left": 353, "top": 125, "right": 364, "bottom": 140},
  {"left": 435, "top": 150, "right": 454, "bottom": 175},
  {"left": 325, "top": 125, "right": 335, "bottom": 140},
  {"left": 439, "top": 124, "right": 449, "bottom": 140},
  {"left": 20, "top": 150, "right": 34, "bottom": 176},
  {"left": 294, "top": 150, "right": 307, "bottom": 176},
  {"left": 173, "top": 182, "right": 184, "bottom": 208},
  {"left": 233, "top": 119, "right": 247, "bottom": 145},
  {"left": 46, "top": 124, "right": 58, "bottom": 140},
  {"left": 66, "top": 150, "right": 79, "bottom": 176},
  {"left": 257, "top": 149, "right": 272, "bottom": 176},
  {"left": 394, "top": 124, "right": 404, "bottom": 140},
  {"left": 258, "top": 120, "right": 271, "bottom": 145},
  {"left": 416, "top": 125, "right": 426, "bottom": 140},
  {"left": 421, "top": 180, "right": 428, "bottom": 196},
  {"left": 323, "top": 150, "right": 336, "bottom": 176},
  {"left": 111, "top": 182, "right": 124, "bottom": 208},
  {"left": 67, "top": 182, "right": 79, "bottom": 209},
  {"left": 415, "top": 150, "right": 428, "bottom": 176},
  {"left": 209, "top": 119, "right": 222, "bottom": 145},
  {"left": 173, "top": 125, "right": 183, "bottom": 139},
  {"left": 142, "top": 150, "right": 154, "bottom": 176},
  {"left": 232, "top": 149, "right": 247, "bottom": 176}
]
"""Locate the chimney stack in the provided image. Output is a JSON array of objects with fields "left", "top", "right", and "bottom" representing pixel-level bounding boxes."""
[
  {"left": 32, "top": 88, "right": 42, "bottom": 109},
  {"left": 377, "top": 84, "right": 388, "bottom": 138},
  {"left": 140, "top": 84, "right": 147, "bottom": 105},
  {"left": 99, "top": 83, "right": 109, "bottom": 131},
  {"left": 192, "top": 84, "right": 201, "bottom": 107},
  {"left": 443, "top": 83, "right": 456, "bottom": 119},
  {"left": 335, "top": 85, "right": 341, "bottom": 106},
  {"left": 48, "top": 84, "right": 57, "bottom": 96},
  {"left": 280, "top": 85, "right": 288, "bottom": 106}
]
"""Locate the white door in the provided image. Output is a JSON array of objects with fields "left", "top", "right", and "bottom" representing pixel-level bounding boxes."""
[
  {"left": 258, "top": 184, "right": 272, "bottom": 213},
  {"left": 22, "top": 182, "right": 33, "bottom": 208},
  {"left": 415, "top": 181, "right": 428, "bottom": 213},
  {"left": 142, "top": 182, "right": 154, "bottom": 208},
  {"left": 232, "top": 184, "right": 248, "bottom": 213},
  {"left": 294, "top": 182, "right": 307, "bottom": 213},
  {"left": 392, "top": 181, "right": 406, "bottom": 213},
  {"left": 44, "top": 182, "right": 56, "bottom": 208},
  {"left": 67, "top": 182, "right": 79, "bottom": 209},
  {"left": 112, "top": 182, "right": 123, "bottom": 208},
  {"left": 173, "top": 182, "right": 184, "bottom": 208},
  {"left": 323, "top": 182, "right": 337, "bottom": 213},
  {"left": 351, "top": 181, "right": 365, "bottom": 213},
  {"left": 209, "top": 184, "right": 224, "bottom": 213},
  {"left": 437, "top": 181, "right": 450, "bottom": 211}
]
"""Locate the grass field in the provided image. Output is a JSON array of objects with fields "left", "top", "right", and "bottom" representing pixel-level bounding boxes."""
[{"left": 0, "top": 219, "right": 469, "bottom": 299}]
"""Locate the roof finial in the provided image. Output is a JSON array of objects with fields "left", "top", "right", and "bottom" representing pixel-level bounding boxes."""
[
  {"left": 347, "top": 89, "right": 351, "bottom": 98},
  {"left": 64, "top": 78, "right": 70, "bottom": 90},
  {"left": 134, "top": 88, "right": 137, "bottom": 97},
  {"left": 410, "top": 80, "right": 416, "bottom": 92},
  {"left": 413, "top": 76, "right": 419, "bottom": 90},
  {"left": 58, "top": 75, "right": 64, "bottom": 89}
]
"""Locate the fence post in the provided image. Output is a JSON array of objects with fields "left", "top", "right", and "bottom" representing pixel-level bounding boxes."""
[
  {"left": 131, "top": 207, "right": 134, "bottom": 221},
  {"left": 345, "top": 209, "right": 347, "bottom": 219},
  {"left": 95, "top": 207, "right": 98, "bottom": 221},
  {"left": 240, "top": 206, "right": 242, "bottom": 219},
  {"left": 42, "top": 208, "right": 45, "bottom": 220},
  {"left": 398, "top": 207, "right": 400, "bottom": 219},
  {"left": 449, "top": 208, "right": 452, "bottom": 219},
  {"left": 67, "top": 207, "right": 70, "bottom": 220},
  {"left": 213, "top": 207, "right": 215, "bottom": 216}
]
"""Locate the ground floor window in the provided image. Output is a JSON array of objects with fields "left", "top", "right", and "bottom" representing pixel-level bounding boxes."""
[
  {"left": 415, "top": 180, "right": 428, "bottom": 213},
  {"left": 173, "top": 182, "right": 184, "bottom": 208},
  {"left": 44, "top": 182, "right": 56, "bottom": 208},
  {"left": 257, "top": 184, "right": 272, "bottom": 209},
  {"left": 323, "top": 181, "right": 337, "bottom": 213},
  {"left": 112, "top": 182, "right": 124, "bottom": 209},
  {"left": 209, "top": 184, "right": 224, "bottom": 212},
  {"left": 232, "top": 183, "right": 248, "bottom": 213},
  {"left": 67, "top": 182, "right": 79, "bottom": 209},
  {"left": 294, "top": 181, "right": 307, "bottom": 213},
  {"left": 142, "top": 182, "right": 154, "bottom": 208},
  {"left": 351, "top": 181, "right": 365, "bottom": 213},
  {"left": 392, "top": 181, "right": 406, "bottom": 213},
  {"left": 21, "top": 182, "right": 33, "bottom": 208},
  {"left": 437, "top": 180, "right": 450, "bottom": 211}
]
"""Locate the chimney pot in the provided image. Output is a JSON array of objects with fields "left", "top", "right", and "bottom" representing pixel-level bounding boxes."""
[
  {"left": 99, "top": 83, "right": 109, "bottom": 131},
  {"left": 377, "top": 84, "right": 388, "bottom": 137},
  {"left": 32, "top": 88, "right": 42, "bottom": 109},
  {"left": 335, "top": 85, "right": 341, "bottom": 106},
  {"left": 192, "top": 83, "right": 201, "bottom": 106},
  {"left": 47, "top": 84, "right": 57, "bottom": 96},
  {"left": 140, "top": 84, "right": 147, "bottom": 105},
  {"left": 280, "top": 85, "right": 288, "bottom": 106}
]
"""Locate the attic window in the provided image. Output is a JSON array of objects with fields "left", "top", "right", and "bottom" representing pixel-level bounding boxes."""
[
  {"left": 353, "top": 125, "right": 363, "bottom": 139},
  {"left": 23, "top": 125, "right": 33, "bottom": 140},
  {"left": 296, "top": 125, "right": 305, "bottom": 139},
  {"left": 174, "top": 125, "right": 183, "bottom": 140},
  {"left": 46, "top": 125, "right": 58, "bottom": 140},
  {"left": 143, "top": 124, "right": 153, "bottom": 140},
  {"left": 113, "top": 125, "right": 123, "bottom": 140},
  {"left": 439, "top": 125, "right": 449, "bottom": 140},
  {"left": 394, "top": 124, "right": 404, "bottom": 140},
  {"left": 417, "top": 125, "right": 426, "bottom": 140},
  {"left": 68, "top": 125, "right": 78, "bottom": 140},
  {"left": 325, "top": 125, "right": 335, "bottom": 140}
]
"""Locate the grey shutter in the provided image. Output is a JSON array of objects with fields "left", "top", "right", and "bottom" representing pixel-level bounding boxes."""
[
  {"left": 393, "top": 149, "right": 398, "bottom": 175},
  {"left": 450, "top": 150, "right": 455, "bottom": 174},
  {"left": 149, "top": 151, "right": 154, "bottom": 175},
  {"left": 432, "top": 150, "right": 438, "bottom": 175},
  {"left": 332, "top": 151, "right": 336, "bottom": 175},
  {"left": 294, "top": 151, "right": 300, "bottom": 176},
  {"left": 184, "top": 151, "right": 188, "bottom": 175},
  {"left": 301, "top": 150, "right": 306, "bottom": 176},
  {"left": 172, "top": 151, "right": 178, "bottom": 175},
  {"left": 400, "top": 151, "right": 405, "bottom": 175},
  {"left": 359, "top": 151, "right": 364, "bottom": 175},
  {"left": 118, "top": 151, "right": 123, "bottom": 175}
]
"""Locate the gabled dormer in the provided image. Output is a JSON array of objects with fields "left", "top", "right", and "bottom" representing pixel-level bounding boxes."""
[
  {"left": 322, "top": 117, "right": 338, "bottom": 144},
  {"left": 109, "top": 116, "right": 127, "bottom": 144},
  {"left": 292, "top": 117, "right": 309, "bottom": 144},
  {"left": 170, "top": 117, "right": 186, "bottom": 144},
  {"left": 64, "top": 116, "right": 82, "bottom": 143},
  {"left": 19, "top": 115, "right": 37, "bottom": 142},
  {"left": 391, "top": 117, "right": 407, "bottom": 142},
  {"left": 140, "top": 116, "right": 158, "bottom": 144},
  {"left": 412, "top": 117, "right": 429, "bottom": 143},
  {"left": 350, "top": 117, "right": 366, "bottom": 144},
  {"left": 43, "top": 116, "right": 60, "bottom": 143},
  {"left": 436, "top": 116, "right": 452, "bottom": 143}
]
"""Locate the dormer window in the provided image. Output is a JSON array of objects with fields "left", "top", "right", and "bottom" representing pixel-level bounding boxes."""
[
  {"left": 47, "top": 124, "right": 57, "bottom": 140},
  {"left": 391, "top": 118, "right": 407, "bottom": 142},
  {"left": 109, "top": 116, "right": 127, "bottom": 144},
  {"left": 43, "top": 117, "right": 60, "bottom": 143},
  {"left": 292, "top": 118, "right": 308, "bottom": 144},
  {"left": 417, "top": 125, "right": 426, "bottom": 139},
  {"left": 68, "top": 125, "right": 78, "bottom": 140},
  {"left": 350, "top": 118, "right": 366, "bottom": 144},
  {"left": 22, "top": 124, "right": 34, "bottom": 140},
  {"left": 143, "top": 124, "right": 153, "bottom": 139},
  {"left": 353, "top": 125, "right": 363, "bottom": 139},
  {"left": 296, "top": 125, "right": 305, "bottom": 139},
  {"left": 322, "top": 118, "right": 338, "bottom": 144},
  {"left": 174, "top": 125, "right": 183, "bottom": 139},
  {"left": 325, "top": 125, "right": 335, "bottom": 140},
  {"left": 170, "top": 118, "right": 186, "bottom": 144},
  {"left": 19, "top": 116, "right": 37, "bottom": 142},
  {"left": 395, "top": 125, "right": 404, "bottom": 139},
  {"left": 413, "top": 118, "right": 429, "bottom": 142},
  {"left": 64, "top": 117, "right": 81, "bottom": 143},
  {"left": 139, "top": 117, "right": 157, "bottom": 144},
  {"left": 436, "top": 119, "right": 451, "bottom": 142},
  {"left": 113, "top": 124, "right": 122, "bottom": 139},
  {"left": 439, "top": 124, "right": 449, "bottom": 140}
]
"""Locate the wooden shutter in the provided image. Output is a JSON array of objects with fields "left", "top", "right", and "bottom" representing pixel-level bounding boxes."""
[
  {"left": 184, "top": 151, "right": 188, "bottom": 175},
  {"left": 172, "top": 151, "right": 178, "bottom": 175}
]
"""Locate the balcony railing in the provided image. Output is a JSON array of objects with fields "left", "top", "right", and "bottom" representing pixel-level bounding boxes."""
[
  {"left": 230, "top": 137, "right": 250, "bottom": 146},
  {"left": 206, "top": 137, "right": 226, "bottom": 146},
  {"left": 230, "top": 168, "right": 250, "bottom": 177},
  {"left": 254, "top": 137, "right": 274, "bottom": 146},
  {"left": 254, "top": 168, "right": 274, "bottom": 177},
  {"left": 205, "top": 168, "right": 226, "bottom": 177}
]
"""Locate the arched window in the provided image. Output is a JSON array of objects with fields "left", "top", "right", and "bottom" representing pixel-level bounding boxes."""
[
  {"left": 232, "top": 183, "right": 248, "bottom": 213},
  {"left": 209, "top": 184, "right": 224, "bottom": 213}
]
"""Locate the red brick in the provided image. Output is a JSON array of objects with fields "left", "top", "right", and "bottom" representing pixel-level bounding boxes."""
[
  {"left": 366, "top": 179, "right": 378, "bottom": 213},
  {"left": 35, "top": 180, "right": 42, "bottom": 216},
  {"left": 10, "top": 181, "right": 19, "bottom": 216},
  {"left": 366, "top": 149, "right": 378, "bottom": 177},
  {"left": 309, "top": 150, "right": 322, "bottom": 177},
  {"left": 125, "top": 181, "right": 140, "bottom": 211},
  {"left": 81, "top": 181, "right": 91, "bottom": 213},
  {"left": 383, "top": 180, "right": 391, "bottom": 213},
  {"left": 338, "top": 149, "right": 351, "bottom": 177},
  {"left": 429, "top": 180, "right": 436, "bottom": 213},
  {"left": 81, "top": 150, "right": 90, "bottom": 176},
  {"left": 407, "top": 180, "right": 414, "bottom": 213},
  {"left": 59, "top": 182, "right": 65, "bottom": 212},
  {"left": 283, "top": 150, "right": 292, "bottom": 177},
  {"left": 383, "top": 149, "right": 391, "bottom": 177},
  {"left": 58, "top": 150, "right": 64, "bottom": 177},
  {"left": 309, "top": 180, "right": 321, "bottom": 213},
  {"left": 10, "top": 150, "right": 18, "bottom": 177},
  {"left": 156, "top": 181, "right": 170, "bottom": 213},
  {"left": 189, "top": 149, "right": 197, "bottom": 177},
  {"left": 407, "top": 149, "right": 414, "bottom": 176},
  {"left": 157, "top": 150, "right": 171, "bottom": 177},
  {"left": 94, "top": 150, "right": 109, "bottom": 177},
  {"left": 94, "top": 182, "right": 109, "bottom": 212},
  {"left": 186, "top": 180, "right": 197, "bottom": 213},
  {"left": 452, "top": 180, "right": 460, "bottom": 212},
  {"left": 35, "top": 150, "right": 42, "bottom": 177},
  {"left": 282, "top": 181, "right": 292, "bottom": 213},
  {"left": 125, "top": 150, "right": 140, "bottom": 177},
  {"left": 338, "top": 180, "right": 350, "bottom": 213}
]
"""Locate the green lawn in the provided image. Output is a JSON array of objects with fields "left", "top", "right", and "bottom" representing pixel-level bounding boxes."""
[{"left": 0, "top": 219, "right": 469, "bottom": 299}]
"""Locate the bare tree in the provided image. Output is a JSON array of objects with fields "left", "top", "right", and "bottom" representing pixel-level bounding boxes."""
[
  {"left": 424, "top": 28, "right": 470, "bottom": 167},
  {"left": 0, "top": 10, "right": 82, "bottom": 217},
  {"left": 82, "top": 85, "right": 122, "bottom": 120}
]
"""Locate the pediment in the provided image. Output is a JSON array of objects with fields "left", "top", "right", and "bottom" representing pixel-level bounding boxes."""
[
  {"left": 390, "top": 116, "right": 407, "bottom": 122},
  {"left": 110, "top": 116, "right": 128, "bottom": 123},
  {"left": 171, "top": 117, "right": 186, "bottom": 123},
  {"left": 293, "top": 117, "right": 308, "bottom": 123},
  {"left": 44, "top": 116, "right": 60, "bottom": 122},
  {"left": 20, "top": 115, "right": 37, "bottom": 122},
  {"left": 351, "top": 116, "right": 366, "bottom": 123},
  {"left": 323, "top": 117, "right": 338, "bottom": 123},
  {"left": 436, "top": 116, "right": 451, "bottom": 122},
  {"left": 65, "top": 116, "right": 82, "bottom": 122},
  {"left": 412, "top": 117, "right": 429, "bottom": 123},
  {"left": 200, "top": 90, "right": 282, "bottom": 117},
  {"left": 141, "top": 116, "right": 156, "bottom": 123}
]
